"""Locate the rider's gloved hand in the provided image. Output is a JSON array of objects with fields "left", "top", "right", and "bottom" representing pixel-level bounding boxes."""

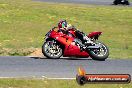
[
  {"left": 67, "top": 24, "right": 72, "bottom": 28},
  {"left": 66, "top": 24, "right": 76, "bottom": 30}
]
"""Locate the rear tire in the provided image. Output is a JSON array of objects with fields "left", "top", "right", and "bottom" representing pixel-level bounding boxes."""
[
  {"left": 88, "top": 42, "right": 109, "bottom": 61},
  {"left": 42, "top": 40, "right": 63, "bottom": 59}
]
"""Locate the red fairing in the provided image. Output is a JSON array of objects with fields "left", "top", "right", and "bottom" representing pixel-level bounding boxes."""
[
  {"left": 48, "top": 29, "right": 89, "bottom": 58},
  {"left": 88, "top": 32, "right": 102, "bottom": 38},
  {"left": 68, "top": 28, "right": 76, "bottom": 37},
  {"left": 63, "top": 44, "right": 89, "bottom": 57}
]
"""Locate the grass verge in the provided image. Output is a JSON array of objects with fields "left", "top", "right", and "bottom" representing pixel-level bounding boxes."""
[
  {"left": 0, "top": 0, "right": 132, "bottom": 59},
  {"left": 0, "top": 79, "right": 131, "bottom": 88}
]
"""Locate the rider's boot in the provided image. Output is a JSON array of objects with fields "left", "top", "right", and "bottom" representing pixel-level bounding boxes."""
[
  {"left": 79, "top": 44, "right": 87, "bottom": 51},
  {"left": 83, "top": 36, "right": 93, "bottom": 47}
]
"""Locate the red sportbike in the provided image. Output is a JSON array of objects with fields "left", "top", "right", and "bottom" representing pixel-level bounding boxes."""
[{"left": 42, "top": 27, "right": 109, "bottom": 61}]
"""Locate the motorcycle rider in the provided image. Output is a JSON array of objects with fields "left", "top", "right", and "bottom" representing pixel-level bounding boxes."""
[{"left": 57, "top": 20, "right": 91, "bottom": 50}]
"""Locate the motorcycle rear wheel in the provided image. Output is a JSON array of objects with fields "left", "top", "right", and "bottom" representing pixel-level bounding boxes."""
[
  {"left": 42, "top": 40, "right": 63, "bottom": 59},
  {"left": 88, "top": 42, "right": 109, "bottom": 61}
]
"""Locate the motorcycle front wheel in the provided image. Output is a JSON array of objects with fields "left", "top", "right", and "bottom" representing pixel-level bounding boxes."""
[
  {"left": 42, "top": 40, "right": 63, "bottom": 59},
  {"left": 88, "top": 42, "right": 109, "bottom": 61}
]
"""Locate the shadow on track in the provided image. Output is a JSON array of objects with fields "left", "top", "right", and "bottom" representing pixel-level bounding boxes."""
[{"left": 30, "top": 57, "right": 92, "bottom": 60}]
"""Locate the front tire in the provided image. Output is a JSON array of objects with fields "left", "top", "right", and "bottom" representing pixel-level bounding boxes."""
[
  {"left": 42, "top": 40, "right": 63, "bottom": 59},
  {"left": 88, "top": 42, "right": 109, "bottom": 61}
]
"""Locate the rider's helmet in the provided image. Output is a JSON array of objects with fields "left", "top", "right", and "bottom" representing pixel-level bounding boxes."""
[{"left": 58, "top": 20, "right": 67, "bottom": 29}]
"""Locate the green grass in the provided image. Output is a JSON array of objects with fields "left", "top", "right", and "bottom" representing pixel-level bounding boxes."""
[
  {"left": 0, "top": 79, "right": 131, "bottom": 88},
  {"left": 0, "top": 0, "right": 132, "bottom": 59}
]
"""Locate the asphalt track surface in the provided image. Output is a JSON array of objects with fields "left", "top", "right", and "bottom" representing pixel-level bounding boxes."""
[
  {"left": 0, "top": 56, "right": 132, "bottom": 78},
  {"left": 35, "top": 0, "right": 132, "bottom": 6}
]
